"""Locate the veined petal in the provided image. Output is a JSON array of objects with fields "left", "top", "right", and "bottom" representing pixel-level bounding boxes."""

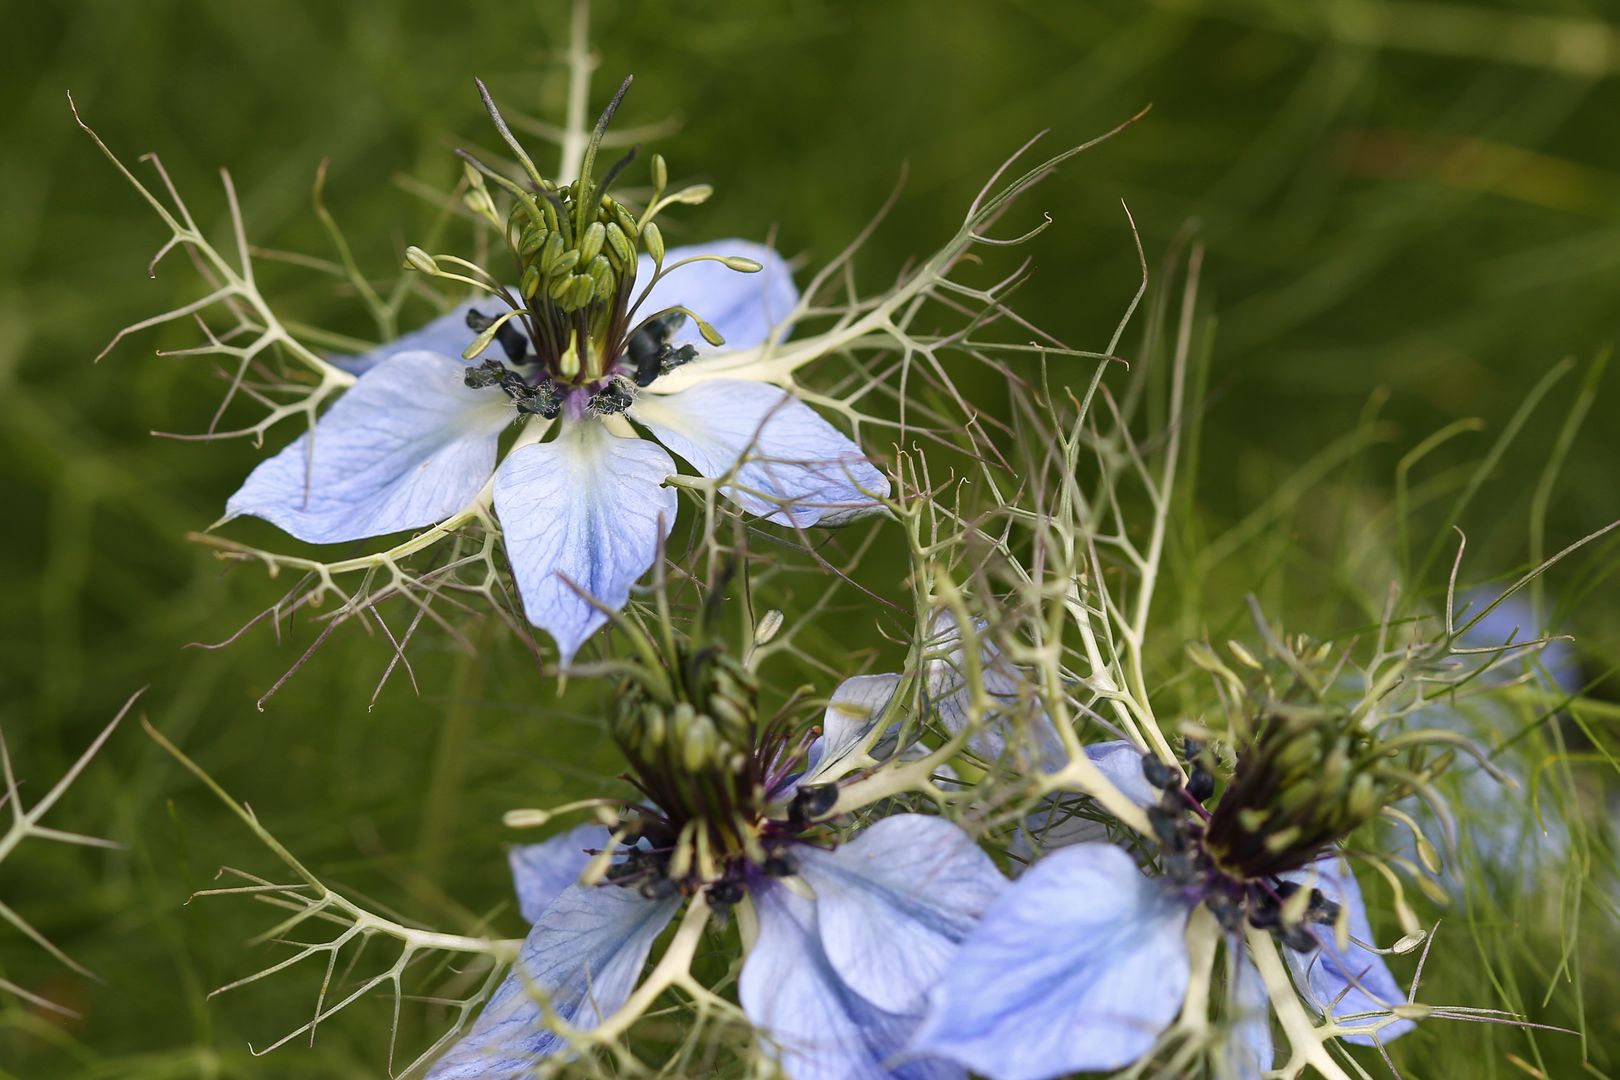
[
  {"left": 337, "top": 296, "right": 528, "bottom": 377},
  {"left": 635, "top": 240, "right": 798, "bottom": 353},
  {"left": 798, "top": 815, "right": 1006, "bottom": 1015},
  {"left": 631, "top": 380, "right": 888, "bottom": 526},
  {"left": 925, "top": 611, "right": 1063, "bottom": 767},
  {"left": 798, "top": 673, "right": 903, "bottom": 790},
  {"left": 425, "top": 884, "right": 680, "bottom": 1079},
  {"left": 1281, "top": 856, "right": 1415, "bottom": 1046},
  {"left": 509, "top": 825, "right": 612, "bottom": 925},
  {"left": 493, "top": 418, "right": 677, "bottom": 662},
  {"left": 226, "top": 350, "right": 511, "bottom": 543},
  {"left": 912, "top": 843, "right": 1191, "bottom": 1080},
  {"left": 741, "top": 880, "right": 964, "bottom": 1080}
]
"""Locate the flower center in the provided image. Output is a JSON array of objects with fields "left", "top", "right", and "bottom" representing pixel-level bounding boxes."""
[{"left": 609, "top": 644, "right": 812, "bottom": 909}]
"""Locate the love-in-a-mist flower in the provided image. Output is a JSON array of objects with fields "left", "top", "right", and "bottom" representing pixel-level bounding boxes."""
[
  {"left": 426, "top": 636, "right": 1001, "bottom": 1080},
  {"left": 915, "top": 710, "right": 1426, "bottom": 1080},
  {"left": 225, "top": 81, "right": 888, "bottom": 661}
]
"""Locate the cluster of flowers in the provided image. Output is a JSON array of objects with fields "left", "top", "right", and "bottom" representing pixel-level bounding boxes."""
[{"left": 87, "top": 49, "right": 1584, "bottom": 1080}]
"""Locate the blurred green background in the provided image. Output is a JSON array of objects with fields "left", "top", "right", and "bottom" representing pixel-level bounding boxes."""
[{"left": 2, "top": 0, "right": 1617, "bottom": 1076}]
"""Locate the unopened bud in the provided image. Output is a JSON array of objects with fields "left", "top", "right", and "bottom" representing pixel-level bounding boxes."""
[
  {"left": 578, "top": 221, "right": 605, "bottom": 263},
  {"left": 403, "top": 247, "right": 439, "bottom": 275},
  {"left": 643, "top": 220, "right": 665, "bottom": 264}
]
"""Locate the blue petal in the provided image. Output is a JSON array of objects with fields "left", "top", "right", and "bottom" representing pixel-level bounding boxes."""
[
  {"left": 1225, "top": 951, "right": 1274, "bottom": 1080},
  {"left": 797, "top": 673, "right": 903, "bottom": 790},
  {"left": 635, "top": 240, "right": 799, "bottom": 353},
  {"left": 631, "top": 379, "right": 888, "bottom": 526},
  {"left": 912, "top": 843, "right": 1191, "bottom": 1080},
  {"left": 925, "top": 611, "right": 1063, "bottom": 767},
  {"left": 426, "top": 884, "right": 680, "bottom": 1079},
  {"left": 493, "top": 417, "right": 677, "bottom": 662},
  {"left": 741, "top": 879, "right": 965, "bottom": 1080},
  {"left": 225, "top": 350, "right": 512, "bottom": 543},
  {"left": 1281, "top": 856, "right": 1414, "bottom": 1046},
  {"left": 798, "top": 817, "right": 1005, "bottom": 1015},
  {"left": 336, "top": 296, "right": 527, "bottom": 377},
  {"left": 508, "top": 824, "right": 612, "bottom": 924}
]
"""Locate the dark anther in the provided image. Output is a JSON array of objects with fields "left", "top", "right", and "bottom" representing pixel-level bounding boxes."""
[
  {"left": 1141, "top": 755, "right": 1179, "bottom": 791},
  {"left": 1274, "top": 881, "right": 1303, "bottom": 903},
  {"left": 627, "top": 312, "right": 691, "bottom": 387},
  {"left": 1147, "top": 805, "right": 1186, "bottom": 852},
  {"left": 587, "top": 378, "right": 636, "bottom": 416},
  {"left": 463, "top": 358, "right": 508, "bottom": 389},
  {"left": 708, "top": 879, "right": 746, "bottom": 907},
  {"left": 1248, "top": 893, "right": 1281, "bottom": 931},
  {"left": 1307, "top": 888, "right": 1341, "bottom": 926},
  {"left": 789, "top": 782, "right": 839, "bottom": 826},
  {"left": 1281, "top": 922, "right": 1319, "bottom": 954},
  {"left": 763, "top": 852, "right": 798, "bottom": 878},
  {"left": 1186, "top": 764, "right": 1215, "bottom": 804},
  {"left": 1205, "top": 889, "right": 1244, "bottom": 933},
  {"left": 465, "top": 307, "right": 531, "bottom": 363}
]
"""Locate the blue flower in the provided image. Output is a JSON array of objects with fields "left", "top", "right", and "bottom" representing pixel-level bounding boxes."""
[
  {"left": 224, "top": 240, "right": 888, "bottom": 661},
  {"left": 426, "top": 680, "right": 1003, "bottom": 1080},
  {"left": 912, "top": 742, "right": 1417, "bottom": 1080}
]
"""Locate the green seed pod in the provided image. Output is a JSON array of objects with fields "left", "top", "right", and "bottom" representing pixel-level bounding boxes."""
[
  {"left": 520, "top": 224, "right": 547, "bottom": 259},
  {"left": 613, "top": 203, "right": 640, "bottom": 239},
  {"left": 579, "top": 221, "right": 606, "bottom": 263},
  {"left": 540, "top": 231, "right": 566, "bottom": 274},
  {"left": 603, "top": 222, "right": 634, "bottom": 269},
  {"left": 565, "top": 273, "right": 596, "bottom": 311},
  {"left": 588, "top": 255, "right": 615, "bottom": 300}
]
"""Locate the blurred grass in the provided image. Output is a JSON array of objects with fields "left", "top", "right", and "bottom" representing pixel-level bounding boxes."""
[{"left": 2, "top": 0, "right": 1618, "bottom": 1076}]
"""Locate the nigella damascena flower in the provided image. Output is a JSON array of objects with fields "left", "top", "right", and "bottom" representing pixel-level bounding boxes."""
[
  {"left": 914, "top": 724, "right": 1420, "bottom": 1080},
  {"left": 426, "top": 646, "right": 1001, "bottom": 1079},
  {"left": 224, "top": 82, "right": 887, "bottom": 662}
]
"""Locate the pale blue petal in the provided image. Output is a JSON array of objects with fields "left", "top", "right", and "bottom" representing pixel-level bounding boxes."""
[
  {"left": 1281, "top": 857, "right": 1414, "bottom": 1046},
  {"left": 798, "top": 815, "right": 1006, "bottom": 1015},
  {"left": 798, "top": 673, "right": 903, "bottom": 790},
  {"left": 631, "top": 380, "right": 888, "bottom": 526},
  {"left": 1224, "top": 952, "right": 1274, "bottom": 1080},
  {"left": 508, "top": 824, "right": 611, "bottom": 924},
  {"left": 493, "top": 418, "right": 677, "bottom": 662},
  {"left": 925, "top": 611, "right": 1063, "bottom": 767},
  {"left": 226, "top": 350, "right": 511, "bottom": 543},
  {"left": 336, "top": 295, "right": 528, "bottom": 377},
  {"left": 635, "top": 240, "right": 798, "bottom": 353},
  {"left": 426, "top": 884, "right": 680, "bottom": 1079},
  {"left": 741, "top": 880, "right": 964, "bottom": 1080},
  {"left": 912, "top": 843, "right": 1190, "bottom": 1080}
]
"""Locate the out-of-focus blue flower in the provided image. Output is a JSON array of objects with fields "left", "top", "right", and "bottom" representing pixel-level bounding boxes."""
[
  {"left": 913, "top": 742, "right": 1415, "bottom": 1080},
  {"left": 226, "top": 241, "right": 888, "bottom": 661},
  {"left": 427, "top": 681, "right": 1002, "bottom": 1080}
]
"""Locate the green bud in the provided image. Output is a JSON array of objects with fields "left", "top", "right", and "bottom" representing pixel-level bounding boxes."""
[
  {"left": 548, "top": 272, "right": 574, "bottom": 301},
  {"left": 565, "top": 273, "right": 596, "bottom": 310},
  {"left": 520, "top": 224, "right": 547, "bottom": 259},
  {"left": 651, "top": 153, "right": 668, "bottom": 192},
  {"left": 668, "top": 183, "right": 714, "bottom": 206},
  {"left": 604, "top": 222, "right": 634, "bottom": 268},
  {"left": 718, "top": 256, "right": 763, "bottom": 273},
  {"left": 550, "top": 248, "right": 581, "bottom": 276},
  {"left": 588, "top": 255, "right": 615, "bottom": 300},
  {"left": 540, "top": 231, "right": 566, "bottom": 273},
  {"left": 520, "top": 264, "right": 542, "bottom": 299},
  {"left": 403, "top": 246, "right": 439, "bottom": 275},
  {"left": 579, "top": 221, "right": 606, "bottom": 263},
  {"left": 643, "top": 220, "right": 665, "bottom": 264},
  {"left": 690, "top": 312, "right": 726, "bottom": 346},
  {"left": 613, "top": 203, "right": 640, "bottom": 239}
]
